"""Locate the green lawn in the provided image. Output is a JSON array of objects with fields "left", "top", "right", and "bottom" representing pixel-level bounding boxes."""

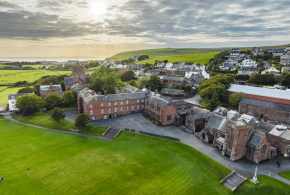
[
  {"left": 0, "top": 119, "right": 289, "bottom": 195},
  {"left": 134, "top": 52, "right": 219, "bottom": 65},
  {"left": 15, "top": 113, "right": 107, "bottom": 136},
  {"left": 0, "top": 86, "right": 9, "bottom": 92},
  {"left": 279, "top": 171, "right": 290, "bottom": 180},
  {"left": 0, "top": 70, "right": 71, "bottom": 85},
  {"left": 0, "top": 87, "right": 24, "bottom": 106},
  {"left": 0, "top": 115, "right": 4, "bottom": 119}
]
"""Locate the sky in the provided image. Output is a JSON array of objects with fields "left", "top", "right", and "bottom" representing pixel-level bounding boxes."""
[{"left": 0, "top": 0, "right": 290, "bottom": 58}]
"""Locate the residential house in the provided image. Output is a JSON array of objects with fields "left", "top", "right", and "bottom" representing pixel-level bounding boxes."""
[
  {"left": 261, "top": 67, "right": 280, "bottom": 74},
  {"left": 272, "top": 50, "right": 285, "bottom": 56},
  {"left": 284, "top": 46, "right": 290, "bottom": 52},
  {"left": 253, "top": 48, "right": 265, "bottom": 56},
  {"left": 156, "top": 62, "right": 165, "bottom": 68},
  {"left": 173, "top": 62, "right": 185, "bottom": 69},
  {"left": 133, "top": 56, "right": 139, "bottom": 62},
  {"left": 166, "top": 68, "right": 190, "bottom": 77},
  {"left": 265, "top": 46, "right": 280, "bottom": 53},
  {"left": 229, "top": 48, "right": 240, "bottom": 59},
  {"left": 242, "top": 59, "right": 257, "bottom": 67},
  {"left": 238, "top": 67, "right": 259, "bottom": 76},
  {"left": 184, "top": 62, "right": 195, "bottom": 69},
  {"left": 281, "top": 51, "right": 290, "bottom": 65},
  {"left": 40, "top": 84, "right": 63, "bottom": 100},
  {"left": 165, "top": 62, "right": 173, "bottom": 69},
  {"left": 161, "top": 88, "right": 185, "bottom": 95},
  {"left": 282, "top": 67, "right": 290, "bottom": 73},
  {"left": 8, "top": 93, "right": 34, "bottom": 111},
  {"left": 160, "top": 76, "right": 186, "bottom": 87}
]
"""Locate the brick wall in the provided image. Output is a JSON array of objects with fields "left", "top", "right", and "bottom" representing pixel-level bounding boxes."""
[
  {"left": 161, "top": 79, "right": 185, "bottom": 87},
  {"left": 166, "top": 70, "right": 186, "bottom": 77},
  {"left": 72, "top": 66, "right": 86, "bottom": 84},
  {"left": 65, "top": 84, "right": 72, "bottom": 91}
]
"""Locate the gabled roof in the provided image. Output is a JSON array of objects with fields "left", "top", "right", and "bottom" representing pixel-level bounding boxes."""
[
  {"left": 40, "top": 85, "right": 62, "bottom": 92},
  {"left": 64, "top": 77, "right": 73, "bottom": 85},
  {"left": 248, "top": 120, "right": 274, "bottom": 135},
  {"left": 172, "top": 99, "right": 187, "bottom": 106},
  {"left": 8, "top": 93, "right": 34, "bottom": 100},
  {"left": 147, "top": 95, "right": 169, "bottom": 109},
  {"left": 123, "top": 85, "right": 139, "bottom": 93},
  {"left": 247, "top": 132, "right": 264, "bottom": 148},
  {"left": 207, "top": 114, "right": 229, "bottom": 133},
  {"left": 159, "top": 76, "right": 185, "bottom": 81},
  {"left": 240, "top": 98, "right": 290, "bottom": 111}
]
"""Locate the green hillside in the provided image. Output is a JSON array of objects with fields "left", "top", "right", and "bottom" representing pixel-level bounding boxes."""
[{"left": 135, "top": 52, "right": 219, "bottom": 65}]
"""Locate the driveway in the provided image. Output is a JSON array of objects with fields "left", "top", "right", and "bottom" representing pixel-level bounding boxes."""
[{"left": 64, "top": 110, "right": 290, "bottom": 184}]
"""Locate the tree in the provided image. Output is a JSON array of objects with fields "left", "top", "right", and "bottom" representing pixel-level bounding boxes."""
[
  {"left": 185, "top": 84, "right": 192, "bottom": 92},
  {"left": 44, "top": 92, "right": 62, "bottom": 110},
  {"left": 75, "top": 113, "right": 90, "bottom": 127},
  {"left": 90, "top": 76, "right": 105, "bottom": 93},
  {"left": 229, "top": 92, "right": 244, "bottom": 108},
  {"left": 63, "top": 91, "right": 75, "bottom": 106},
  {"left": 17, "top": 87, "right": 34, "bottom": 94},
  {"left": 51, "top": 107, "right": 66, "bottom": 122},
  {"left": 207, "top": 91, "right": 220, "bottom": 111},
  {"left": 33, "top": 84, "right": 41, "bottom": 96},
  {"left": 149, "top": 75, "right": 165, "bottom": 91},
  {"left": 23, "top": 106, "right": 34, "bottom": 116},
  {"left": 15, "top": 95, "right": 45, "bottom": 113},
  {"left": 138, "top": 77, "right": 150, "bottom": 88},
  {"left": 71, "top": 89, "right": 78, "bottom": 102},
  {"left": 164, "top": 60, "right": 168, "bottom": 64},
  {"left": 128, "top": 80, "right": 136, "bottom": 86},
  {"left": 105, "top": 72, "right": 119, "bottom": 94},
  {"left": 121, "top": 70, "right": 135, "bottom": 81},
  {"left": 173, "top": 84, "right": 183, "bottom": 89},
  {"left": 281, "top": 72, "right": 290, "bottom": 87}
]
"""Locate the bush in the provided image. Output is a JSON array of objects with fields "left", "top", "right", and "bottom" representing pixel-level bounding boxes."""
[
  {"left": 44, "top": 92, "right": 63, "bottom": 110},
  {"left": 17, "top": 87, "right": 34, "bottom": 94},
  {"left": 236, "top": 74, "right": 250, "bottom": 80},
  {"left": 51, "top": 107, "right": 66, "bottom": 122},
  {"left": 23, "top": 106, "right": 34, "bottom": 116},
  {"left": 75, "top": 113, "right": 90, "bottom": 127}
]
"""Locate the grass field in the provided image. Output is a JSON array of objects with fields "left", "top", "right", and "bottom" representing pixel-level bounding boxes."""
[
  {"left": 22, "top": 65, "right": 57, "bottom": 68},
  {"left": 279, "top": 171, "right": 290, "bottom": 180},
  {"left": 0, "top": 70, "right": 71, "bottom": 85},
  {"left": 108, "top": 48, "right": 247, "bottom": 60},
  {"left": 0, "top": 115, "right": 4, "bottom": 119},
  {"left": 135, "top": 52, "right": 219, "bottom": 65},
  {"left": 15, "top": 112, "right": 107, "bottom": 136},
  {"left": 0, "top": 87, "right": 23, "bottom": 106},
  {"left": 0, "top": 119, "right": 289, "bottom": 195},
  {"left": 0, "top": 86, "right": 9, "bottom": 92}
]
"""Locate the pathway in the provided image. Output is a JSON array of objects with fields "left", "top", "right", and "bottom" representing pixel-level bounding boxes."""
[{"left": 3, "top": 116, "right": 112, "bottom": 141}]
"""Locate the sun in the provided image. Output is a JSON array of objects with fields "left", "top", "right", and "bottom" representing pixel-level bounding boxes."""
[{"left": 90, "top": 1, "right": 107, "bottom": 16}]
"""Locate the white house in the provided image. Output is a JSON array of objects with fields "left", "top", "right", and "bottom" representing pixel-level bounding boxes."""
[
  {"left": 165, "top": 62, "right": 173, "bottom": 69},
  {"left": 280, "top": 51, "right": 290, "bottom": 65},
  {"left": 272, "top": 50, "right": 285, "bottom": 56},
  {"left": 261, "top": 67, "right": 280, "bottom": 75},
  {"left": 238, "top": 67, "right": 259, "bottom": 76},
  {"left": 202, "top": 66, "right": 210, "bottom": 79},
  {"left": 8, "top": 93, "right": 34, "bottom": 111},
  {"left": 133, "top": 56, "right": 139, "bottom": 62},
  {"left": 229, "top": 48, "right": 240, "bottom": 59},
  {"left": 242, "top": 59, "right": 257, "bottom": 67},
  {"left": 253, "top": 48, "right": 265, "bottom": 56},
  {"left": 156, "top": 62, "right": 165, "bottom": 68},
  {"left": 284, "top": 46, "right": 290, "bottom": 52}
]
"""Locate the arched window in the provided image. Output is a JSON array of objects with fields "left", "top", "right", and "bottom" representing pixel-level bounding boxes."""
[{"left": 261, "top": 145, "right": 266, "bottom": 155}]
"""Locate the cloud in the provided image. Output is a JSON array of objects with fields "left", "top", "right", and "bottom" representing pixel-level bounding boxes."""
[{"left": 0, "top": 1, "right": 22, "bottom": 9}]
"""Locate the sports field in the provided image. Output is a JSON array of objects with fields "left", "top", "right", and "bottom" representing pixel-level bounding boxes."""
[
  {"left": 0, "top": 70, "right": 71, "bottom": 85},
  {"left": 135, "top": 52, "right": 219, "bottom": 65},
  {"left": 1, "top": 119, "right": 289, "bottom": 194},
  {"left": 0, "top": 87, "right": 23, "bottom": 106}
]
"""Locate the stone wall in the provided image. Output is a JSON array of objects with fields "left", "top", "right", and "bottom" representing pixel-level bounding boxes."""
[{"left": 72, "top": 66, "right": 86, "bottom": 84}]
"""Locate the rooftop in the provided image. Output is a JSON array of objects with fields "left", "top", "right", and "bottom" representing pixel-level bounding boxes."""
[
  {"left": 8, "top": 93, "right": 34, "bottom": 100},
  {"left": 228, "top": 85, "right": 290, "bottom": 101}
]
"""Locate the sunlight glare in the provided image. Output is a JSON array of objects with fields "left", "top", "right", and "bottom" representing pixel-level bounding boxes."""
[{"left": 90, "top": 1, "right": 107, "bottom": 16}]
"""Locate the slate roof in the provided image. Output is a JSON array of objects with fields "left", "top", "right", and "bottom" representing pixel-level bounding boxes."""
[
  {"left": 64, "top": 77, "right": 73, "bottom": 85},
  {"left": 246, "top": 132, "right": 264, "bottom": 148},
  {"left": 147, "top": 95, "right": 169, "bottom": 109},
  {"left": 159, "top": 76, "right": 185, "bottom": 81},
  {"left": 40, "top": 85, "right": 62, "bottom": 91},
  {"left": 98, "top": 92, "right": 146, "bottom": 102},
  {"left": 161, "top": 88, "right": 185, "bottom": 93},
  {"left": 228, "top": 86, "right": 290, "bottom": 100},
  {"left": 123, "top": 85, "right": 139, "bottom": 93},
  {"left": 248, "top": 120, "right": 274, "bottom": 135},
  {"left": 238, "top": 67, "right": 259, "bottom": 71},
  {"left": 207, "top": 114, "right": 229, "bottom": 133},
  {"left": 191, "top": 114, "right": 207, "bottom": 120},
  {"left": 239, "top": 98, "right": 290, "bottom": 112},
  {"left": 172, "top": 99, "right": 187, "bottom": 106},
  {"left": 177, "top": 108, "right": 191, "bottom": 114},
  {"left": 8, "top": 93, "right": 34, "bottom": 100}
]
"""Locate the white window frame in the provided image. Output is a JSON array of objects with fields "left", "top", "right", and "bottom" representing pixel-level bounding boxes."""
[
  {"left": 120, "top": 107, "right": 123, "bottom": 111},
  {"left": 101, "top": 103, "right": 103, "bottom": 107},
  {"left": 92, "top": 117, "right": 95, "bottom": 121},
  {"left": 108, "top": 103, "right": 111, "bottom": 106},
  {"left": 90, "top": 110, "right": 93, "bottom": 115},
  {"left": 108, "top": 109, "right": 111, "bottom": 113},
  {"left": 137, "top": 106, "right": 139, "bottom": 109},
  {"left": 137, "top": 100, "right": 139, "bottom": 103},
  {"left": 142, "top": 105, "right": 144, "bottom": 109},
  {"left": 142, "top": 99, "right": 144, "bottom": 102},
  {"left": 101, "top": 109, "right": 104, "bottom": 114},
  {"left": 103, "top": 116, "right": 107, "bottom": 119},
  {"left": 126, "top": 106, "right": 129, "bottom": 111},
  {"left": 126, "top": 101, "right": 129, "bottom": 104},
  {"left": 132, "top": 106, "right": 134, "bottom": 110},
  {"left": 90, "top": 104, "right": 93, "bottom": 108},
  {"left": 114, "top": 102, "right": 117, "bottom": 105},
  {"left": 121, "top": 101, "right": 123, "bottom": 105},
  {"left": 115, "top": 108, "right": 117, "bottom": 112}
]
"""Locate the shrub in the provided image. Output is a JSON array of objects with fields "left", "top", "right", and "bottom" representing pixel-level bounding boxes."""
[
  {"left": 75, "top": 113, "right": 90, "bottom": 127},
  {"left": 51, "top": 107, "right": 66, "bottom": 122},
  {"left": 23, "top": 106, "right": 34, "bottom": 116}
]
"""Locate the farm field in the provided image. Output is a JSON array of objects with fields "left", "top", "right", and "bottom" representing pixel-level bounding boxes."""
[
  {"left": 15, "top": 112, "right": 108, "bottom": 136},
  {"left": 0, "top": 119, "right": 289, "bottom": 195},
  {"left": 22, "top": 65, "right": 58, "bottom": 68},
  {"left": 0, "top": 70, "right": 71, "bottom": 85},
  {"left": 135, "top": 52, "right": 219, "bottom": 65},
  {"left": 0, "top": 87, "right": 23, "bottom": 106},
  {"left": 0, "top": 86, "right": 9, "bottom": 92}
]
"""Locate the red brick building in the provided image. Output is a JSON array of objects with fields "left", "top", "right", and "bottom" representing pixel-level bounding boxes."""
[
  {"left": 166, "top": 69, "right": 190, "bottom": 77},
  {"left": 78, "top": 88, "right": 146, "bottom": 120},
  {"left": 64, "top": 65, "right": 91, "bottom": 91},
  {"left": 160, "top": 76, "right": 186, "bottom": 87},
  {"left": 145, "top": 94, "right": 188, "bottom": 125},
  {"left": 39, "top": 84, "right": 63, "bottom": 100}
]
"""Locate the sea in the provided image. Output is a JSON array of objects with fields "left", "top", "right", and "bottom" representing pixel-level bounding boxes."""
[{"left": 0, "top": 57, "right": 107, "bottom": 63}]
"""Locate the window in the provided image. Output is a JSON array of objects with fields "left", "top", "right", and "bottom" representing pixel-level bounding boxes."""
[
  {"left": 103, "top": 116, "right": 107, "bottom": 119},
  {"left": 115, "top": 108, "right": 117, "bottom": 112},
  {"left": 142, "top": 105, "right": 144, "bottom": 109},
  {"left": 90, "top": 110, "right": 93, "bottom": 115},
  {"left": 120, "top": 107, "right": 123, "bottom": 111},
  {"left": 108, "top": 109, "right": 111, "bottom": 113},
  {"left": 101, "top": 103, "right": 103, "bottom": 107},
  {"left": 114, "top": 102, "right": 117, "bottom": 105},
  {"left": 11, "top": 101, "right": 14, "bottom": 104},
  {"left": 261, "top": 146, "right": 266, "bottom": 155},
  {"left": 90, "top": 104, "right": 93, "bottom": 108},
  {"left": 126, "top": 101, "right": 129, "bottom": 104},
  {"left": 121, "top": 101, "right": 123, "bottom": 105},
  {"left": 126, "top": 107, "right": 129, "bottom": 111},
  {"left": 167, "top": 116, "right": 171, "bottom": 121},
  {"left": 157, "top": 107, "right": 160, "bottom": 111},
  {"left": 101, "top": 109, "right": 104, "bottom": 114},
  {"left": 137, "top": 106, "right": 139, "bottom": 109},
  {"left": 132, "top": 106, "right": 134, "bottom": 110},
  {"left": 92, "top": 117, "right": 95, "bottom": 121},
  {"left": 108, "top": 103, "right": 111, "bottom": 106},
  {"left": 142, "top": 99, "right": 144, "bottom": 102},
  {"left": 137, "top": 100, "right": 139, "bottom": 103},
  {"left": 151, "top": 104, "right": 154, "bottom": 109}
]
